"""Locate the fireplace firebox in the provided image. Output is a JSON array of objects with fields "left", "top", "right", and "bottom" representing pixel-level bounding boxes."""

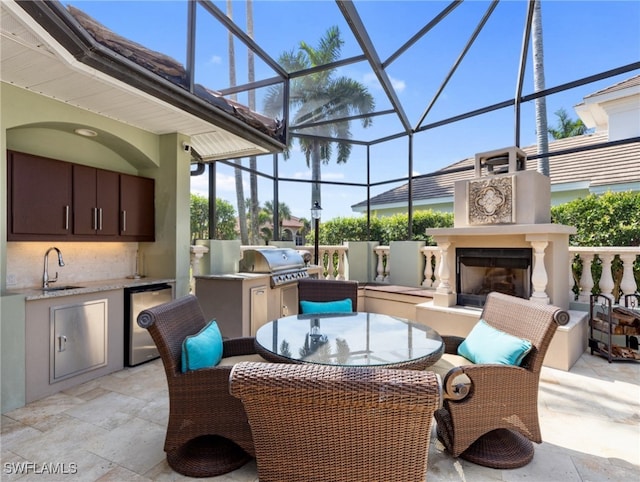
[{"left": 456, "top": 248, "right": 532, "bottom": 307}]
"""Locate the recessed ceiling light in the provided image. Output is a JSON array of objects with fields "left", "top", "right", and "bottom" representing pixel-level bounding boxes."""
[{"left": 74, "top": 128, "right": 98, "bottom": 137}]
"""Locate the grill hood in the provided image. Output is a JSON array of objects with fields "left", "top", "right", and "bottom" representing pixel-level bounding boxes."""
[{"left": 239, "top": 248, "right": 305, "bottom": 273}]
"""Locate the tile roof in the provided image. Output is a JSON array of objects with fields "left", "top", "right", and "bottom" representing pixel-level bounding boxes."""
[
  {"left": 352, "top": 133, "right": 640, "bottom": 209},
  {"left": 583, "top": 74, "right": 640, "bottom": 99}
]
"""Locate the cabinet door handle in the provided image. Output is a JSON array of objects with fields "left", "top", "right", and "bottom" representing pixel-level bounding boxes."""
[
  {"left": 121, "top": 210, "right": 127, "bottom": 232},
  {"left": 57, "top": 335, "right": 67, "bottom": 352},
  {"left": 64, "top": 205, "right": 70, "bottom": 230},
  {"left": 92, "top": 207, "right": 98, "bottom": 230},
  {"left": 98, "top": 208, "right": 103, "bottom": 231}
]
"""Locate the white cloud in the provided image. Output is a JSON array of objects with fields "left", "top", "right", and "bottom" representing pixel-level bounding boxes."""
[
  {"left": 290, "top": 170, "right": 345, "bottom": 181},
  {"left": 363, "top": 72, "right": 406, "bottom": 93},
  {"left": 292, "top": 170, "right": 311, "bottom": 179},
  {"left": 323, "top": 171, "right": 345, "bottom": 180},
  {"left": 190, "top": 174, "right": 208, "bottom": 196},
  {"left": 391, "top": 77, "right": 406, "bottom": 93},
  {"left": 210, "top": 55, "right": 222, "bottom": 64},
  {"left": 190, "top": 171, "right": 245, "bottom": 196}
]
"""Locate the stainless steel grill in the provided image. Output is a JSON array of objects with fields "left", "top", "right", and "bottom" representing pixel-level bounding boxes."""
[{"left": 239, "top": 248, "right": 308, "bottom": 287}]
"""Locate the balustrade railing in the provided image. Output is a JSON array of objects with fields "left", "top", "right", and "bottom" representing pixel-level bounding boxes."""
[
  {"left": 190, "top": 244, "right": 639, "bottom": 305},
  {"left": 569, "top": 247, "right": 640, "bottom": 303}
]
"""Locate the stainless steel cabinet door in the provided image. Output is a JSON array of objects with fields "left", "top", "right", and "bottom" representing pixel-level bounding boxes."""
[{"left": 50, "top": 300, "right": 108, "bottom": 382}]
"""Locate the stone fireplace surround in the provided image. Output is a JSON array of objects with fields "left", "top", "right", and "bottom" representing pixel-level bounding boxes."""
[{"left": 417, "top": 147, "right": 587, "bottom": 370}]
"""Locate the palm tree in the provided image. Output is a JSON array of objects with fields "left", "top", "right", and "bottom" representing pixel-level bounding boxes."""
[
  {"left": 532, "top": 0, "right": 550, "bottom": 176},
  {"left": 260, "top": 200, "right": 292, "bottom": 242},
  {"left": 226, "top": 0, "right": 248, "bottom": 244},
  {"left": 264, "top": 26, "right": 375, "bottom": 209},
  {"left": 548, "top": 108, "right": 588, "bottom": 139},
  {"left": 246, "top": 0, "right": 260, "bottom": 244}
]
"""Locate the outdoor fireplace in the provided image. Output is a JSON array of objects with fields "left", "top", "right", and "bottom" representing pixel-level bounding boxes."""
[
  {"left": 426, "top": 146, "right": 576, "bottom": 310},
  {"left": 456, "top": 247, "right": 532, "bottom": 307}
]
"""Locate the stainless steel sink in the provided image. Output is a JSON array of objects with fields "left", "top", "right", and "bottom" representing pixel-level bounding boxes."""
[{"left": 41, "top": 285, "right": 84, "bottom": 292}]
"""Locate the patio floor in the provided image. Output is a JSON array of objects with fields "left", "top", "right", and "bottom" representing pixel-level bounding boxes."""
[{"left": 1, "top": 350, "right": 638, "bottom": 481}]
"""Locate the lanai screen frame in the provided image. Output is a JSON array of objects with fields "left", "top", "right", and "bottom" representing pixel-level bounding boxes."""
[
  {"left": 34, "top": 0, "right": 638, "bottom": 241},
  {"left": 207, "top": 0, "right": 639, "bottom": 240}
]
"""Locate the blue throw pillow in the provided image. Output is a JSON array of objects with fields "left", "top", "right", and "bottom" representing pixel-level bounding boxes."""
[
  {"left": 458, "top": 319, "right": 532, "bottom": 366},
  {"left": 300, "top": 298, "right": 353, "bottom": 314},
  {"left": 181, "top": 320, "right": 223, "bottom": 372}
]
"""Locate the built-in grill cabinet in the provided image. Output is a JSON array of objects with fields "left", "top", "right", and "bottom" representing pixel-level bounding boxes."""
[{"left": 195, "top": 248, "right": 320, "bottom": 337}]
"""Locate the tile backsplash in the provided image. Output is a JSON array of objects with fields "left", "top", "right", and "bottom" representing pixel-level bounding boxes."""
[{"left": 6, "top": 242, "right": 140, "bottom": 289}]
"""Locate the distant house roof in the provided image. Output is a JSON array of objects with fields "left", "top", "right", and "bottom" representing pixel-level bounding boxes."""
[
  {"left": 351, "top": 132, "right": 640, "bottom": 211},
  {"left": 583, "top": 74, "right": 640, "bottom": 99}
]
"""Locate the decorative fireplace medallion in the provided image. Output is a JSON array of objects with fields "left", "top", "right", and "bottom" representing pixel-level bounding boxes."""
[{"left": 468, "top": 176, "right": 515, "bottom": 225}]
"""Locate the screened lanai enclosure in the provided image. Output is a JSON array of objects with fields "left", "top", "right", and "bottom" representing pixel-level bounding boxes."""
[{"left": 21, "top": 0, "right": 640, "bottom": 242}]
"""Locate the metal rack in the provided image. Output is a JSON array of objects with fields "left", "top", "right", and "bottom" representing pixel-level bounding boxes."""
[{"left": 589, "top": 294, "right": 640, "bottom": 363}]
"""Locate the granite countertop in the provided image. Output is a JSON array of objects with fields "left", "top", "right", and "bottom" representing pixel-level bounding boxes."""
[
  {"left": 7, "top": 277, "right": 175, "bottom": 301},
  {"left": 194, "top": 272, "right": 269, "bottom": 280}
]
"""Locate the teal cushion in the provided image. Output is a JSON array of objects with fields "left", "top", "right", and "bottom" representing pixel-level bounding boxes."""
[
  {"left": 181, "top": 320, "right": 223, "bottom": 372},
  {"left": 300, "top": 298, "right": 353, "bottom": 314},
  {"left": 458, "top": 319, "right": 532, "bottom": 366}
]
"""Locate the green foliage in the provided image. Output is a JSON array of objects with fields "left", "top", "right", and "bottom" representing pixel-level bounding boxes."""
[
  {"left": 190, "top": 194, "right": 237, "bottom": 242},
  {"left": 190, "top": 193, "right": 208, "bottom": 244},
  {"left": 551, "top": 191, "right": 640, "bottom": 247},
  {"left": 311, "top": 210, "right": 454, "bottom": 245},
  {"left": 553, "top": 191, "right": 640, "bottom": 301},
  {"left": 548, "top": 107, "right": 589, "bottom": 139}
]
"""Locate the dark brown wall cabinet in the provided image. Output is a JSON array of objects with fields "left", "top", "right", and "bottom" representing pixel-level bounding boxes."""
[
  {"left": 73, "top": 165, "right": 119, "bottom": 236},
  {"left": 7, "top": 150, "right": 155, "bottom": 242},
  {"left": 120, "top": 174, "right": 155, "bottom": 240},
  {"left": 8, "top": 151, "right": 72, "bottom": 238}
]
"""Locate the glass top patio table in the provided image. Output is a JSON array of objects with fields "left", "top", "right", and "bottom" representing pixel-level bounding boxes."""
[{"left": 254, "top": 312, "right": 444, "bottom": 370}]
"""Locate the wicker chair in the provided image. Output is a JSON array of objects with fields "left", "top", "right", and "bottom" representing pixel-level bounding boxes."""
[
  {"left": 433, "top": 291, "right": 569, "bottom": 469},
  {"left": 230, "top": 361, "right": 442, "bottom": 482},
  {"left": 297, "top": 278, "right": 358, "bottom": 311},
  {"left": 137, "top": 294, "right": 262, "bottom": 477}
]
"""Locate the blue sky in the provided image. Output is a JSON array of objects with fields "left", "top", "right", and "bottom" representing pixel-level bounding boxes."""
[{"left": 66, "top": 0, "right": 640, "bottom": 222}]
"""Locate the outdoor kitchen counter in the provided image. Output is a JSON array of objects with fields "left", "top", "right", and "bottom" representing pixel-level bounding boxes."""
[{"left": 8, "top": 277, "right": 175, "bottom": 301}]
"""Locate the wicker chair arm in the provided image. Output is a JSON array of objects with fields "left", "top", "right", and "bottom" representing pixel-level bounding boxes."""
[
  {"left": 222, "top": 336, "right": 258, "bottom": 357},
  {"left": 442, "top": 363, "right": 530, "bottom": 401},
  {"left": 173, "top": 364, "right": 232, "bottom": 383},
  {"left": 554, "top": 309, "right": 570, "bottom": 326},
  {"left": 441, "top": 335, "right": 465, "bottom": 354},
  {"left": 442, "top": 366, "right": 469, "bottom": 401}
]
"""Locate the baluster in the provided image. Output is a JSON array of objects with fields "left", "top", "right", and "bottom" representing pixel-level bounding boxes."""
[
  {"left": 599, "top": 253, "right": 615, "bottom": 301},
  {"left": 435, "top": 242, "right": 452, "bottom": 294},
  {"left": 619, "top": 253, "right": 639, "bottom": 297},
  {"left": 529, "top": 240, "right": 550, "bottom": 304},
  {"left": 578, "top": 253, "right": 595, "bottom": 303},
  {"left": 422, "top": 248, "right": 433, "bottom": 288},
  {"left": 335, "top": 247, "right": 345, "bottom": 280},
  {"left": 375, "top": 248, "right": 385, "bottom": 282},
  {"left": 189, "top": 246, "right": 208, "bottom": 294}
]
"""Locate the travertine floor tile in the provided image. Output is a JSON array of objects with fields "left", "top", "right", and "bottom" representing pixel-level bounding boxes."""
[{"left": 1, "top": 352, "right": 638, "bottom": 481}]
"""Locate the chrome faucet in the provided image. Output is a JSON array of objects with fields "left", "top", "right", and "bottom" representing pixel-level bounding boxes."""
[{"left": 43, "top": 247, "right": 65, "bottom": 288}]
